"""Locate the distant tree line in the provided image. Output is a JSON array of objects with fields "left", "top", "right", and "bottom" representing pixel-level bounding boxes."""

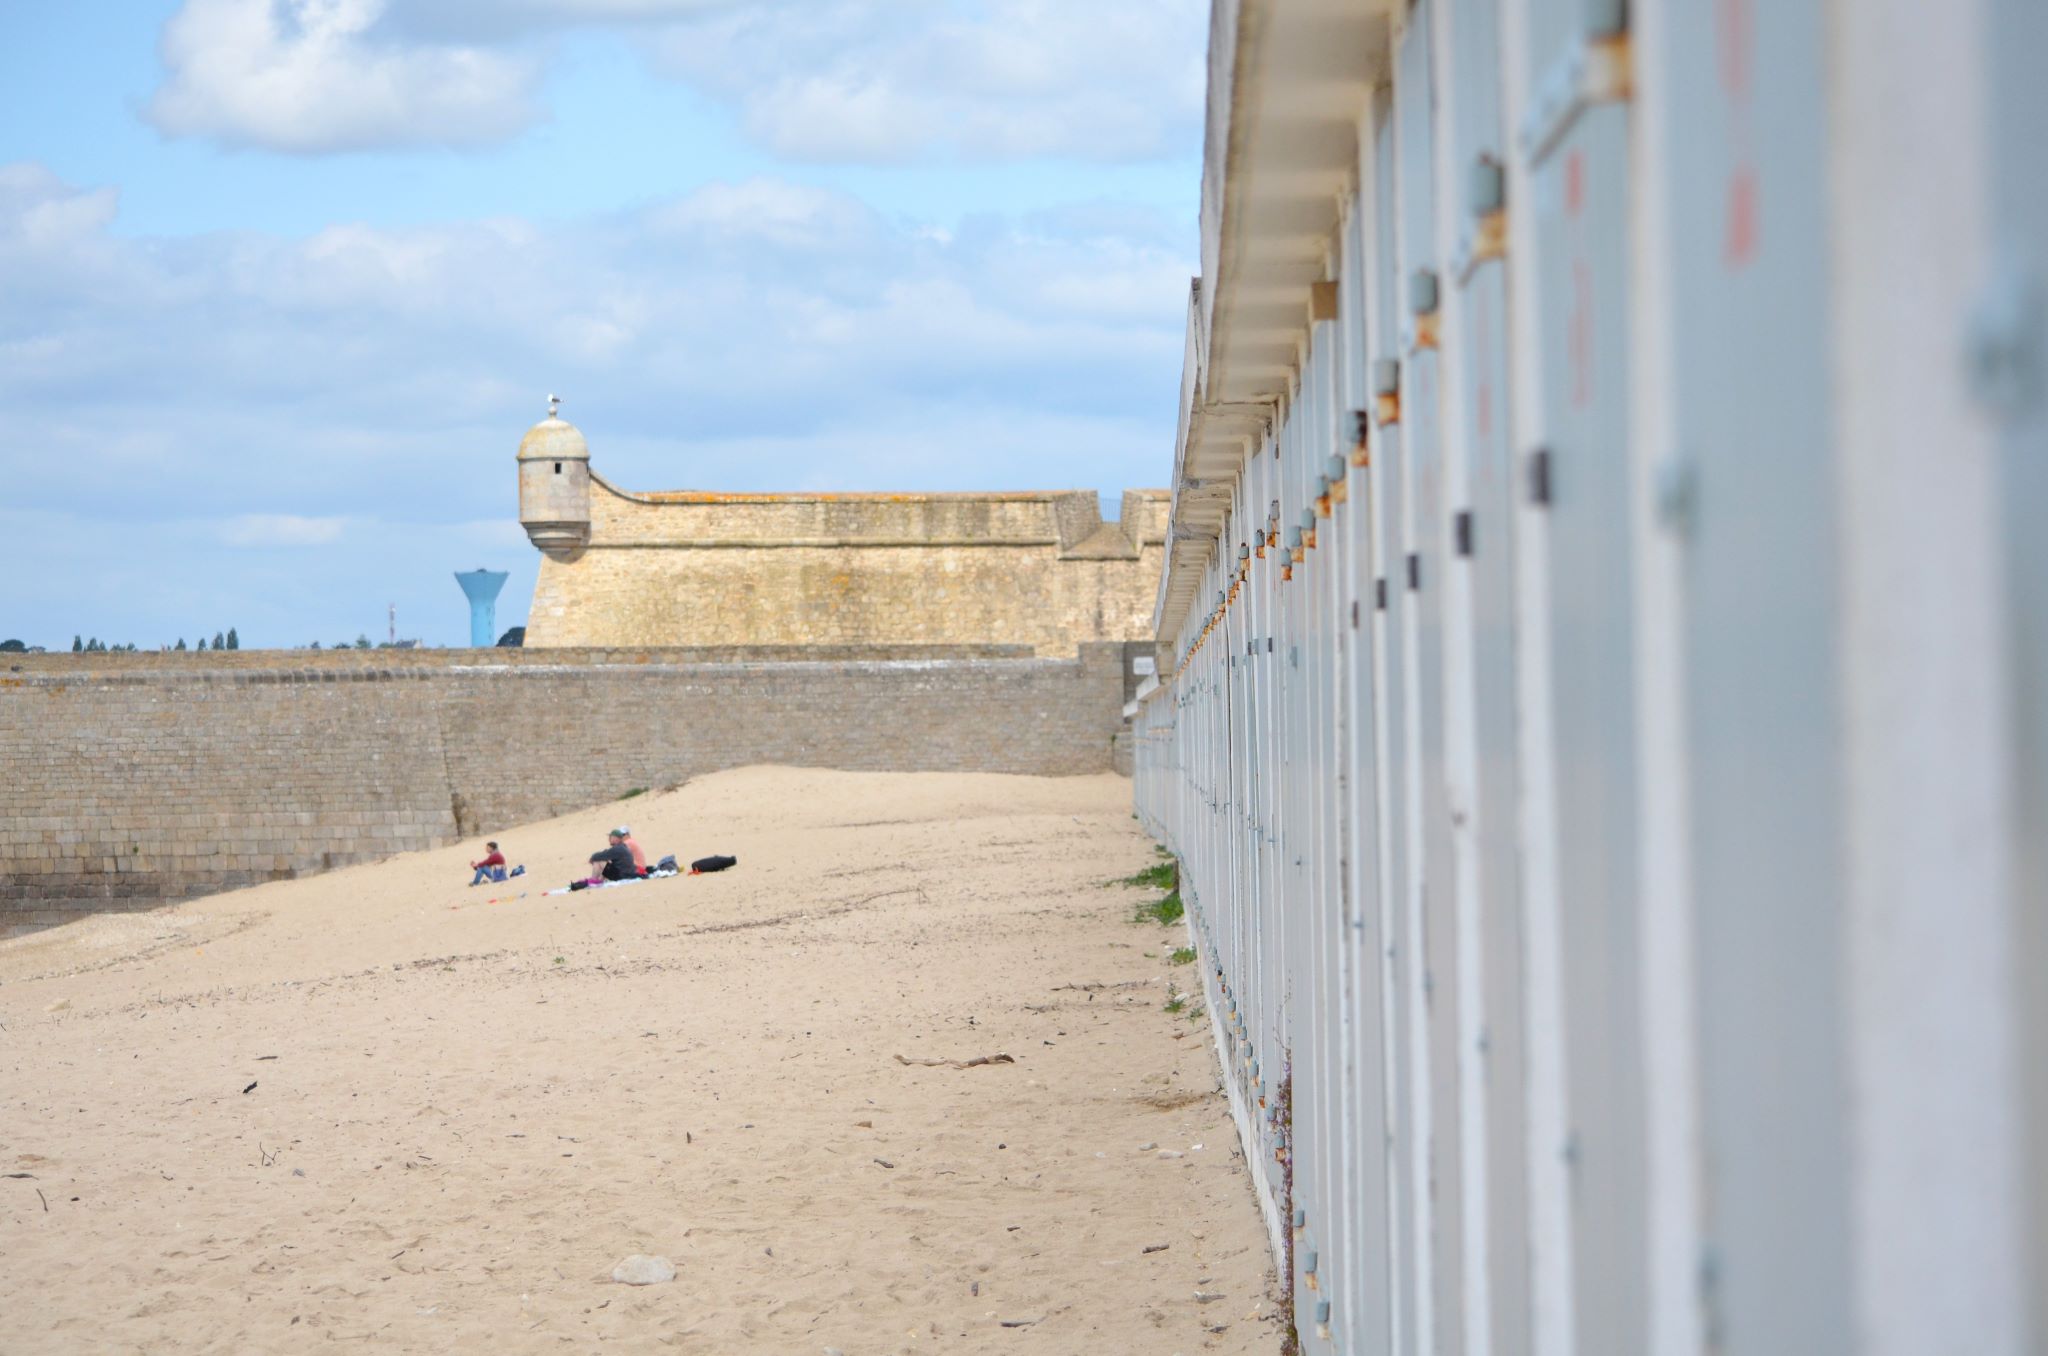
[
  {"left": 0, "top": 626, "right": 496, "bottom": 654},
  {"left": 67, "top": 628, "right": 240, "bottom": 653},
  {"left": 302, "top": 635, "right": 417, "bottom": 650}
]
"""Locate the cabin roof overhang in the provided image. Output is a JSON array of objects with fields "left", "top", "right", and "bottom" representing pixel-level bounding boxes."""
[{"left": 1155, "top": 0, "right": 1393, "bottom": 643}]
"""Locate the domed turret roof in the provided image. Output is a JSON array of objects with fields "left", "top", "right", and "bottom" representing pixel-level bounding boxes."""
[{"left": 517, "top": 397, "right": 590, "bottom": 462}]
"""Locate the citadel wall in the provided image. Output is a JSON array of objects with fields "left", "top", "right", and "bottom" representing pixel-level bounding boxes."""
[
  {"left": 0, "top": 645, "right": 1134, "bottom": 929},
  {"left": 524, "top": 483, "right": 1169, "bottom": 654}
]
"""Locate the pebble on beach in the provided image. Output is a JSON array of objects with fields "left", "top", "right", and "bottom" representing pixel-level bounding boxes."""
[{"left": 611, "top": 1255, "right": 676, "bottom": 1286}]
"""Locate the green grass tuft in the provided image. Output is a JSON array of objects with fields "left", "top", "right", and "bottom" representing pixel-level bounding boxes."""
[
  {"left": 1133, "top": 889, "right": 1184, "bottom": 927},
  {"left": 1111, "top": 860, "right": 1178, "bottom": 891},
  {"left": 619, "top": 787, "right": 648, "bottom": 800},
  {"left": 1169, "top": 946, "right": 1197, "bottom": 966}
]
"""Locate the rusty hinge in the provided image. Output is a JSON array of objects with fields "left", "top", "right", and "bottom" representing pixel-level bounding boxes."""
[{"left": 1373, "top": 359, "right": 1401, "bottom": 426}]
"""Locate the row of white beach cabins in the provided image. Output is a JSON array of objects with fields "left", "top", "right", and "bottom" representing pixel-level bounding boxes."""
[{"left": 1134, "top": 2, "right": 2046, "bottom": 1355}]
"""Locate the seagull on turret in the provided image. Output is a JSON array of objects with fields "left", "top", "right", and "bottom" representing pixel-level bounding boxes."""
[{"left": 547, "top": 393, "right": 561, "bottom": 418}]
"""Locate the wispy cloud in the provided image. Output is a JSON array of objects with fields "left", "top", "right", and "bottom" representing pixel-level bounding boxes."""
[
  {"left": 143, "top": 0, "right": 1205, "bottom": 161},
  {"left": 644, "top": 0, "right": 1207, "bottom": 163},
  {"left": 222, "top": 513, "right": 349, "bottom": 547},
  {"left": 0, "top": 509, "right": 538, "bottom": 650},
  {"left": 147, "top": 0, "right": 541, "bottom": 153}
]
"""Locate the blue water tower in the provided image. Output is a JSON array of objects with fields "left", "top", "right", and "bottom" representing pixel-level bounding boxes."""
[{"left": 455, "top": 569, "right": 509, "bottom": 648}]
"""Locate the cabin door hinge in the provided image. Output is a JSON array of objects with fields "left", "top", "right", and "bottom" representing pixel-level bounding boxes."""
[{"left": 1529, "top": 447, "right": 1553, "bottom": 507}]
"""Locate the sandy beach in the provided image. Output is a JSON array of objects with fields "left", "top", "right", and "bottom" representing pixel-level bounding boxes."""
[{"left": 0, "top": 766, "right": 1279, "bottom": 1354}]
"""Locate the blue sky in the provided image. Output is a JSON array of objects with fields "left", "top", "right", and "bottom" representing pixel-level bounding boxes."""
[{"left": 0, "top": 0, "right": 1202, "bottom": 650}]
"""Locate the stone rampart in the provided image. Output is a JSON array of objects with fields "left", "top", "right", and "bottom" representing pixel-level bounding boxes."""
[
  {"left": 524, "top": 485, "right": 1170, "bottom": 655},
  {"left": 0, "top": 645, "right": 1133, "bottom": 926}
]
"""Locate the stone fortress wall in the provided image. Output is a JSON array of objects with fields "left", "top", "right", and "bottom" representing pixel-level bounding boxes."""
[
  {"left": 524, "top": 479, "right": 1170, "bottom": 655},
  {"left": 0, "top": 644, "right": 1138, "bottom": 929}
]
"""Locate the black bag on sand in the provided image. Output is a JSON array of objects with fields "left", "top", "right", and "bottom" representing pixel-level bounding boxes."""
[{"left": 690, "top": 854, "right": 737, "bottom": 874}]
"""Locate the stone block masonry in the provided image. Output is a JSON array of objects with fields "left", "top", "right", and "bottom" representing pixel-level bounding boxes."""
[
  {"left": 523, "top": 481, "right": 1171, "bottom": 656},
  {"left": 0, "top": 645, "right": 1132, "bottom": 922}
]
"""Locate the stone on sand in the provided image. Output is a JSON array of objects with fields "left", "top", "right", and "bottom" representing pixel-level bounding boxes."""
[{"left": 612, "top": 1254, "right": 676, "bottom": 1285}]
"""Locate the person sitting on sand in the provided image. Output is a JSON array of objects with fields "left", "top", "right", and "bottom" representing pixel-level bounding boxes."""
[
  {"left": 589, "top": 832, "right": 638, "bottom": 882},
  {"left": 616, "top": 825, "right": 647, "bottom": 874},
  {"left": 470, "top": 841, "right": 506, "bottom": 886}
]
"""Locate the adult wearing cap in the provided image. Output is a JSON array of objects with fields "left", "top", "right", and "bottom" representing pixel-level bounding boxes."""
[
  {"left": 617, "top": 826, "right": 647, "bottom": 875},
  {"left": 590, "top": 831, "right": 637, "bottom": 882}
]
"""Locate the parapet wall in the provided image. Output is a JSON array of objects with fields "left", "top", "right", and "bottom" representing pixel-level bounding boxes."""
[
  {"left": 0, "top": 644, "right": 1035, "bottom": 674},
  {"left": 0, "top": 645, "right": 1134, "bottom": 926}
]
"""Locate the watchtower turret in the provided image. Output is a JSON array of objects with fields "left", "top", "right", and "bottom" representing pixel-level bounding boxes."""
[{"left": 517, "top": 395, "right": 591, "bottom": 562}]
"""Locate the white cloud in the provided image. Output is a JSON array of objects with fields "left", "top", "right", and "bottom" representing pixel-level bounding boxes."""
[
  {"left": 380, "top": 0, "right": 738, "bottom": 39},
  {"left": 222, "top": 514, "right": 349, "bottom": 547},
  {"left": 649, "top": 179, "right": 875, "bottom": 249},
  {"left": 645, "top": 0, "right": 1207, "bottom": 162},
  {"left": 0, "top": 164, "right": 121, "bottom": 248},
  {"left": 145, "top": 0, "right": 1204, "bottom": 161},
  {"left": 147, "top": 0, "right": 541, "bottom": 153}
]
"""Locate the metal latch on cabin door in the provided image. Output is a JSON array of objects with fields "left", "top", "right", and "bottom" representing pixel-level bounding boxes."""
[{"left": 1517, "top": 0, "right": 1632, "bottom": 167}]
